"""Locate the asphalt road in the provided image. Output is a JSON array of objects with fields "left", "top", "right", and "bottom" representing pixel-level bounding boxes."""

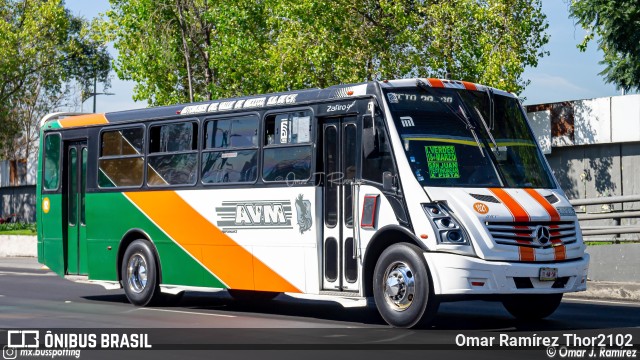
[{"left": 1, "top": 257, "right": 638, "bottom": 360}]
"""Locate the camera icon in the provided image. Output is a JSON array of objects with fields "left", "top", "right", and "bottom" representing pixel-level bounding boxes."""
[{"left": 2, "top": 345, "right": 17, "bottom": 360}]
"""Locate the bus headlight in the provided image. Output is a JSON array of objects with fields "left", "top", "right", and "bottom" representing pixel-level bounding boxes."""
[{"left": 422, "top": 203, "right": 470, "bottom": 245}]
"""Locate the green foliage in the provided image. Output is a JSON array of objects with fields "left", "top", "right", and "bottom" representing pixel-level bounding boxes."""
[
  {"left": 0, "top": 0, "right": 112, "bottom": 154},
  {"left": 101, "top": 0, "right": 549, "bottom": 106},
  {"left": 0, "top": 222, "right": 36, "bottom": 234},
  {"left": 569, "top": 0, "right": 640, "bottom": 92}
]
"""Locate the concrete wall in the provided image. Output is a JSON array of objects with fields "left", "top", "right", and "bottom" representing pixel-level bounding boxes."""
[
  {"left": 545, "top": 143, "right": 640, "bottom": 241},
  {"left": 586, "top": 244, "right": 640, "bottom": 282},
  {"left": 0, "top": 185, "right": 36, "bottom": 223}
]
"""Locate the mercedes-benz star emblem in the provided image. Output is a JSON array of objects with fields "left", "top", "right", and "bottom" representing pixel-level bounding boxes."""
[{"left": 535, "top": 225, "right": 551, "bottom": 244}]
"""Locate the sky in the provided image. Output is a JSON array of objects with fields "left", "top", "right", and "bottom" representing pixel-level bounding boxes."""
[{"left": 64, "top": 0, "right": 634, "bottom": 113}]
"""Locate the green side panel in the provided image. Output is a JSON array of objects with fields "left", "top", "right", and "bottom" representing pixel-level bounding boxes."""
[
  {"left": 36, "top": 134, "right": 44, "bottom": 264},
  {"left": 79, "top": 148, "right": 88, "bottom": 275},
  {"left": 39, "top": 194, "right": 65, "bottom": 277},
  {"left": 67, "top": 147, "right": 79, "bottom": 274},
  {"left": 85, "top": 192, "right": 225, "bottom": 288}
]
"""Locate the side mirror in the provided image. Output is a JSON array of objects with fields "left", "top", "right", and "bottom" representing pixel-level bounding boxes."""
[{"left": 383, "top": 171, "right": 395, "bottom": 192}]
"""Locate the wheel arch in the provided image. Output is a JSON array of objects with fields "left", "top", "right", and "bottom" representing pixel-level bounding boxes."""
[
  {"left": 117, "top": 229, "right": 162, "bottom": 284},
  {"left": 362, "top": 225, "right": 425, "bottom": 297}
]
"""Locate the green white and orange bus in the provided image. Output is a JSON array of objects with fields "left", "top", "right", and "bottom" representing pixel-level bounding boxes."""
[{"left": 37, "top": 78, "right": 589, "bottom": 328}]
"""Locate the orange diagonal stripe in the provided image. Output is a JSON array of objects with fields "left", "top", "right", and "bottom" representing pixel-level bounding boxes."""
[
  {"left": 125, "top": 191, "right": 301, "bottom": 293},
  {"left": 58, "top": 113, "right": 108, "bottom": 128},
  {"left": 489, "top": 188, "right": 530, "bottom": 222},
  {"left": 428, "top": 78, "right": 445, "bottom": 88},
  {"left": 518, "top": 246, "right": 536, "bottom": 261},
  {"left": 551, "top": 239, "right": 566, "bottom": 260},
  {"left": 525, "top": 189, "right": 560, "bottom": 221},
  {"left": 461, "top": 81, "right": 477, "bottom": 91}
]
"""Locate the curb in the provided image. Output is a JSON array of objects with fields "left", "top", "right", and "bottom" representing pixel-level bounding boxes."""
[
  {"left": 565, "top": 281, "right": 640, "bottom": 302},
  {"left": 0, "top": 235, "right": 37, "bottom": 257}
]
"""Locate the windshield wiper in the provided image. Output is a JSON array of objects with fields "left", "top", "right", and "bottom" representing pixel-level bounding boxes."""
[
  {"left": 472, "top": 105, "right": 499, "bottom": 156},
  {"left": 415, "top": 79, "right": 485, "bottom": 157}
]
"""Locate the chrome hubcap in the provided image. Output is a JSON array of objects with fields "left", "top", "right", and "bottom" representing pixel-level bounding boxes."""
[
  {"left": 383, "top": 262, "right": 416, "bottom": 311},
  {"left": 127, "top": 254, "right": 148, "bottom": 293}
]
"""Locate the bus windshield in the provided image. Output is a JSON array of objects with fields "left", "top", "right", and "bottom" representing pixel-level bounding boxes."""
[{"left": 384, "top": 87, "right": 555, "bottom": 188}]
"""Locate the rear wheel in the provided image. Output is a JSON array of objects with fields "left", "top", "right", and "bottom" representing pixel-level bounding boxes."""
[
  {"left": 502, "top": 293, "right": 563, "bottom": 320},
  {"left": 121, "top": 240, "right": 162, "bottom": 306},
  {"left": 373, "top": 243, "right": 439, "bottom": 328}
]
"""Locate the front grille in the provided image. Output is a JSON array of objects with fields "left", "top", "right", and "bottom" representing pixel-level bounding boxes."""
[
  {"left": 469, "top": 193, "right": 501, "bottom": 203},
  {"left": 486, "top": 221, "right": 577, "bottom": 248}
]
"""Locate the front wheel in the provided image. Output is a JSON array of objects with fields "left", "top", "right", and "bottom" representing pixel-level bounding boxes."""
[
  {"left": 373, "top": 243, "right": 439, "bottom": 328},
  {"left": 121, "top": 240, "right": 162, "bottom": 306},
  {"left": 502, "top": 293, "right": 563, "bottom": 320}
]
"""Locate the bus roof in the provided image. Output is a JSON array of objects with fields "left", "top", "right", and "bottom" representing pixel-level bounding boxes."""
[{"left": 42, "top": 78, "right": 515, "bottom": 130}]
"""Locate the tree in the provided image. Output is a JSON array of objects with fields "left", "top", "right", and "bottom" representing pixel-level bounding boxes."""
[
  {"left": 0, "top": 0, "right": 111, "bottom": 170},
  {"left": 569, "top": 0, "right": 640, "bottom": 92},
  {"left": 102, "top": 0, "right": 549, "bottom": 106}
]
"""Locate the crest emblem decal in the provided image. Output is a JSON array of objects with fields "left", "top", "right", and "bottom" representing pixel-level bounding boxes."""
[{"left": 295, "top": 194, "right": 312, "bottom": 234}]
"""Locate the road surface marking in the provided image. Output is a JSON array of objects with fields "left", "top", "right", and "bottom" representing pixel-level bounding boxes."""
[
  {"left": 0, "top": 271, "right": 55, "bottom": 277},
  {"left": 139, "top": 308, "right": 235, "bottom": 318}
]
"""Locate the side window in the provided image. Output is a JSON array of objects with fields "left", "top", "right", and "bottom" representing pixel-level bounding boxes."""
[
  {"left": 202, "top": 115, "right": 258, "bottom": 184},
  {"left": 147, "top": 122, "right": 198, "bottom": 186},
  {"left": 43, "top": 134, "right": 61, "bottom": 190},
  {"left": 263, "top": 110, "right": 313, "bottom": 182},
  {"left": 98, "top": 127, "right": 144, "bottom": 188},
  {"left": 362, "top": 115, "right": 394, "bottom": 183}
]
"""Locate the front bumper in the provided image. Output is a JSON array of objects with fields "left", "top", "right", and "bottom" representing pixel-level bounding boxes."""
[{"left": 424, "top": 252, "right": 589, "bottom": 295}]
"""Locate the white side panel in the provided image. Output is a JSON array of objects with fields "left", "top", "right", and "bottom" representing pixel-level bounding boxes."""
[
  {"left": 574, "top": 97, "right": 611, "bottom": 145},
  {"left": 357, "top": 185, "right": 401, "bottom": 254},
  {"left": 176, "top": 187, "right": 318, "bottom": 293},
  {"left": 612, "top": 94, "right": 640, "bottom": 143},
  {"left": 527, "top": 110, "right": 551, "bottom": 154}
]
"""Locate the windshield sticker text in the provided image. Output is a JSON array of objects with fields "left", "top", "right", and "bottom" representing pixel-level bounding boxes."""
[{"left": 425, "top": 145, "right": 460, "bottom": 179}]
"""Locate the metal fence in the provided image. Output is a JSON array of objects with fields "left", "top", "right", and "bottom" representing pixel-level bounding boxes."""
[{"left": 571, "top": 195, "right": 640, "bottom": 242}]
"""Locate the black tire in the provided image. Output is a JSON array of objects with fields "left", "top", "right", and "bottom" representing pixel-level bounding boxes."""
[
  {"left": 502, "top": 293, "right": 563, "bottom": 320},
  {"left": 373, "top": 243, "right": 439, "bottom": 328},
  {"left": 121, "top": 240, "right": 162, "bottom": 306},
  {"left": 228, "top": 289, "right": 280, "bottom": 301}
]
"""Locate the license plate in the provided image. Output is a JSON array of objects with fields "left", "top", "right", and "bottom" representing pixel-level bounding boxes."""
[{"left": 539, "top": 267, "right": 558, "bottom": 281}]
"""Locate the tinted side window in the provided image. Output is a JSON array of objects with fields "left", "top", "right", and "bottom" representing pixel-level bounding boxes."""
[
  {"left": 263, "top": 146, "right": 312, "bottom": 182},
  {"left": 264, "top": 111, "right": 311, "bottom": 145},
  {"left": 43, "top": 134, "right": 61, "bottom": 190},
  {"left": 149, "top": 122, "right": 197, "bottom": 153},
  {"left": 98, "top": 128, "right": 144, "bottom": 188},
  {"left": 362, "top": 115, "right": 394, "bottom": 183},
  {"left": 148, "top": 122, "right": 198, "bottom": 186},
  {"left": 262, "top": 110, "right": 313, "bottom": 183},
  {"left": 101, "top": 128, "right": 144, "bottom": 156},
  {"left": 205, "top": 116, "right": 258, "bottom": 149}
]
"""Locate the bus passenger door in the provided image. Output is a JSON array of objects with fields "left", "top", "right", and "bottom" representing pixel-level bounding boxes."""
[
  {"left": 65, "top": 141, "right": 88, "bottom": 275},
  {"left": 321, "top": 117, "right": 360, "bottom": 292}
]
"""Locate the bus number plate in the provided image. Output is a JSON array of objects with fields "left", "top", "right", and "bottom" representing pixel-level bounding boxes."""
[{"left": 539, "top": 267, "right": 558, "bottom": 281}]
